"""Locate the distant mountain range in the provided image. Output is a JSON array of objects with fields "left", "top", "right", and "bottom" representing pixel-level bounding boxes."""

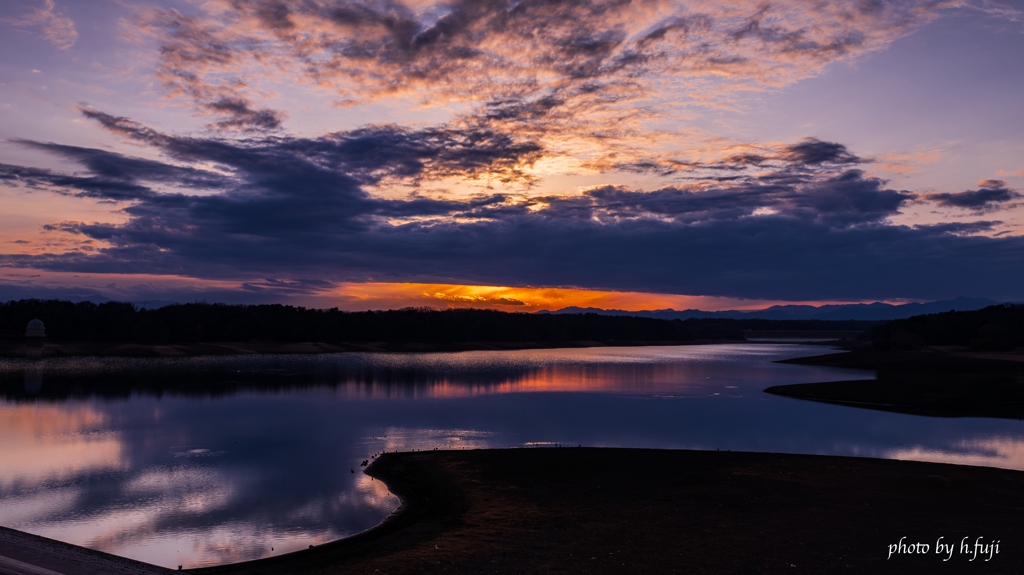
[
  {"left": 19, "top": 294, "right": 1011, "bottom": 321},
  {"left": 536, "top": 296, "right": 1007, "bottom": 322}
]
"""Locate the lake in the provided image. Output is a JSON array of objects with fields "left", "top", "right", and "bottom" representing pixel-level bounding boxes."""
[{"left": 2, "top": 343, "right": 1023, "bottom": 569}]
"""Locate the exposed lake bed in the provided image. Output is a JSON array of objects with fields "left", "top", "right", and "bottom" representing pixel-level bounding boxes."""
[{"left": 2, "top": 343, "right": 1024, "bottom": 571}]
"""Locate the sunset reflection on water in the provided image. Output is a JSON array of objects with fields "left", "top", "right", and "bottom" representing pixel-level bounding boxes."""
[
  {"left": 2, "top": 344, "right": 1024, "bottom": 568},
  {"left": 323, "top": 360, "right": 735, "bottom": 398},
  {"left": 886, "top": 436, "right": 1024, "bottom": 471},
  {"left": 0, "top": 403, "right": 124, "bottom": 490},
  {"left": 263, "top": 344, "right": 820, "bottom": 399}
]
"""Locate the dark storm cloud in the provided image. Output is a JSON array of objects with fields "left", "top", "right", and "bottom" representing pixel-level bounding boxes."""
[
  {"left": 314, "top": 124, "right": 544, "bottom": 184},
  {"left": 0, "top": 161, "right": 161, "bottom": 202},
  {"left": 614, "top": 139, "right": 867, "bottom": 178},
  {"left": 7, "top": 205, "right": 1023, "bottom": 301},
  {"left": 12, "top": 140, "right": 233, "bottom": 190},
  {"left": 535, "top": 170, "right": 913, "bottom": 226},
  {"left": 204, "top": 97, "right": 285, "bottom": 131},
  {"left": 779, "top": 138, "right": 864, "bottom": 166},
  {"left": 918, "top": 221, "right": 1000, "bottom": 235},
  {"left": 329, "top": 216, "right": 1024, "bottom": 302},
  {"left": 79, "top": 108, "right": 543, "bottom": 186},
  {"left": 4, "top": 111, "right": 1022, "bottom": 302},
  {"left": 923, "top": 180, "right": 1021, "bottom": 211}
]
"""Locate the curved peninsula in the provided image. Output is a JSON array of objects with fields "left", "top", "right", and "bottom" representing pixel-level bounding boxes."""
[{"left": 767, "top": 344, "right": 1024, "bottom": 419}]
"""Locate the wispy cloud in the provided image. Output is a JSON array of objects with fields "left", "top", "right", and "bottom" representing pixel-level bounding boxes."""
[
  {"left": 131, "top": 0, "right": 961, "bottom": 159},
  {"left": 240, "top": 278, "right": 336, "bottom": 295},
  {"left": 969, "top": 0, "right": 1024, "bottom": 23},
  {"left": 5, "top": 0, "right": 78, "bottom": 50}
]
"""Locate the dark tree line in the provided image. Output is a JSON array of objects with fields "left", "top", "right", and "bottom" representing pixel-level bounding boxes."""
[
  {"left": 872, "top": 304, "right": 1024, "bottom": 351},
  {"left": 0, "top": 300, "right": 760, "bottom": 343}
]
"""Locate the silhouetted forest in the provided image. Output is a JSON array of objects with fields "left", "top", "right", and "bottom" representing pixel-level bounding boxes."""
[
  {"left": 872, "top": 304, "right": 1024, "bottom": 350},
  {"left": 0, "top": 299, "right": 765, "bottom": 343}
]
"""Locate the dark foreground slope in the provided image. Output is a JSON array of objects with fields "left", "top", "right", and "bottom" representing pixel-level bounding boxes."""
[
  {"left": 5, "top": 449, "right": 1022, "bottom": 574},
  {"left": 5, "top": 448, "right": 1011, "bottom": 575},
  {"left": 0, "top": 525, "right": 173, "bottom": 575}
]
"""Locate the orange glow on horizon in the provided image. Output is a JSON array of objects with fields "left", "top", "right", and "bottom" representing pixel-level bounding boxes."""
[
  {"left": 325, "top": 282, "right": 916, "bottom": 313},
  {"left": 0, "top": 268, "right": 919, "bottom": 312}
]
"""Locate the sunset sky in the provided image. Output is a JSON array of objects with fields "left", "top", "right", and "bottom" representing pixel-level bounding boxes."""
[{"left": 1, "top": 0, "right": 1023, "bottom": 311}]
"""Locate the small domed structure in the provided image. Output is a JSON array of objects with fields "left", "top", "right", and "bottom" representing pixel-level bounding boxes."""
[
  {"left": 26, "top": 319, "right": 45, "bottom": 357},
  {"left": 26, "top": 319, "right": 45, "bottom": 338}
]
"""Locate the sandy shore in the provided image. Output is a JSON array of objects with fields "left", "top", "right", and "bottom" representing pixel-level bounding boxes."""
[{"left": 5, "top": 448, "right": 1023, "bottom": 575}]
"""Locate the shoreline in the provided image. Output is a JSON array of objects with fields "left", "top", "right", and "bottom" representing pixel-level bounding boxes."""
[
  {"left": 768, "top": 344, "right": 1024, "bottom": 419},
  {"left": 0, "top": 333, "right": 863, "bottom": 359},
  {"left": 4, "top": 448, "right": 1023, "bottom": 574},
  {"left": 0, "top": 338, "right": 741, "bottom": 358}
]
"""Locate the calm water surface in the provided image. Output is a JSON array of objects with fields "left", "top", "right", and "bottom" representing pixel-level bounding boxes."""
[{"left": 2, "top": 344, "right": 1023, "bottom": 568}]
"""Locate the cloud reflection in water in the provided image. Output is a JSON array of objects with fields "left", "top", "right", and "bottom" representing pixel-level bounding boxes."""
[{"left": 1, "top": 344, "right": 1024, "bottom": 568}]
